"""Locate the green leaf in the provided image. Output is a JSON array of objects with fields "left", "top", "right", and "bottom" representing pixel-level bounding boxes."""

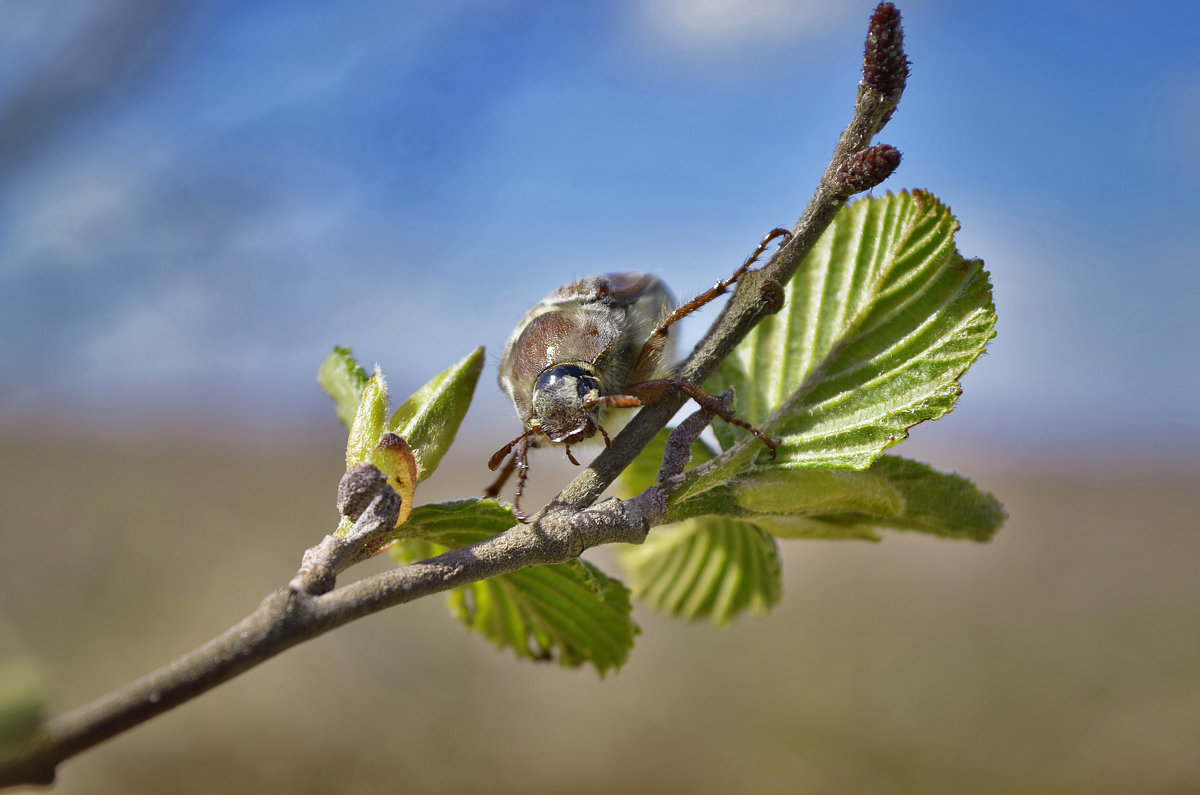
[
  {"left": 668, "top": 467, "right": 904, "bottom": 525},
  {"left": 756, "top": 456, "right": 1006, "bottom": 542},
  {"left": 345, "top": 368, "right": 388, "bottom": 467},
  {"left": 670, "top": 455, "right": 1003, "bottom": 542},
  {"left": 447, "top": 559, "right": 636, "bottom": 674},
  {"left": 387, "top": 347, "right": 484, "bottom": 482},
  {"left": 394, "top": 497, "right": 517, "bottom": 546},
  {"left": 612, "top": 194, "right": 1001, "bottom": 622},
  {"left": 318, "top": 346, "right": 371, "bottom": 431},
  {"left": 391, "top": 499, "right": 638, "bottom": 675},
  {"left": 618, "top": 517, "right": 782, "bottom": 625},
  {"left": 702, "top": 190, "right": 996, "bottom": 486},
  {"left": 616, "top": 456, "right": 1000, "bottom": 622}
]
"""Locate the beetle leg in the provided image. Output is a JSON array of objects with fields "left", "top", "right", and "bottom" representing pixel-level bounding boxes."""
[
  {"left": 564, "top": 445, "right": 580, "bottom": 466},
  {"left": 630, "top": 331, "right": 670, "bottom": 384},
  {"left": 584, "top": 394, "right": 642, "bottom": 410},
  {"left": 674, "top": 381, "right": 776, "bottom": 458},
  {"left": 632, "top": 226, "right": 792, "bottom": 380},
  {"left": 622, "top": 379, "right": 778, "bottom": 459},
  {"left": 483, "top": 451, "right": 517, "bottom": 498},
  {"left": 486, "top": 426, "right": 540, "bottom": 521},
  {"left": 511, "top": 434, "right": 532, "bottom": 522}
]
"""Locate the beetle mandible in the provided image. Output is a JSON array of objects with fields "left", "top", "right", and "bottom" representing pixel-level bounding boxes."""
[{"left": 486, "top": 228, "right": 791, "bottom": 520}]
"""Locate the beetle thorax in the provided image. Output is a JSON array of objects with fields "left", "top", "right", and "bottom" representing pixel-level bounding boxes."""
[{"left": 531, "top": 362, "right": 602, "bottom": 444}]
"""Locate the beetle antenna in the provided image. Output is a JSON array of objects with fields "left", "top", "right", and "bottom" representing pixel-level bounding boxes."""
[{"left": 488, "top": 426, "right": 538, "bottom": 472}]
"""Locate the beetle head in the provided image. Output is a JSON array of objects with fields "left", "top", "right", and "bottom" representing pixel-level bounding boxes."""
[{"left": 531, "top": 362, "right": 602, "bottom": 444}]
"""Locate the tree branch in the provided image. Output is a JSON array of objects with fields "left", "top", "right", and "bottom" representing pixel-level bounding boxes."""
[{"left": 0, "top": 4, "right": 907, "bottom": 787}]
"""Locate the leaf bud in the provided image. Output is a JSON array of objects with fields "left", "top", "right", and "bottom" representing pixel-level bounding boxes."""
[{"left": 832, "top": 144, "right": 901, "bottom": 197}]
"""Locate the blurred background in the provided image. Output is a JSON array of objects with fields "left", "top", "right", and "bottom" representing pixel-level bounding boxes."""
[{"left": 2, "top": 1, "right": 1198, "bottom": 792}]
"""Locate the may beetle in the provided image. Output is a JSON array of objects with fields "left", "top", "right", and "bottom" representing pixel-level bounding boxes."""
[{"left": 487, "top": 228, "right": 790, "bottom": 519}]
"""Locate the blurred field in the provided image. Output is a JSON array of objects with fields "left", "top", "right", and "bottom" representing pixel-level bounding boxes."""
[{"left": 2, "top": 423, "right": 1199, "bottom": 794}]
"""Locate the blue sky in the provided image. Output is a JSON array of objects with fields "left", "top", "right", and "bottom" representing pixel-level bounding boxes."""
[{"left": 1, "top": 0, "right": 1197, "bottom": 456}]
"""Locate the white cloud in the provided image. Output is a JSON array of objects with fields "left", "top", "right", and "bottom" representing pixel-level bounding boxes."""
[
  {"left": 627, "top": 0, "right": 856, "bottom": 54},
  {"left": 2, "top": 154, "right": 157, "bottom": 275},
  {"left": 80, "top": 277, "right": 220, "bottom": 384},
  {"left": 0, "top": 0, "right": 112, "bottom": 91}
]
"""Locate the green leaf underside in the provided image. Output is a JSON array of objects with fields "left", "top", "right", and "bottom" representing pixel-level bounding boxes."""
[
  {"left": 668, "top": 466, "right": 903, "bottom": 525},
  {"left": 616, "top": 454, "right": 1001, "bottom": 624},
  {"left": 387, "top": 347, "right": 484, "bottom": 482},
  {"left": 618, "top": 517, "right": 782, "bottom": 625},
  {"left": 391, "top": 500, "right": 638, "bottom": 675},
  {"left": 393, "top": 498, "right": 517, "bottom": 544},
  {"left": 318, "top": 346, "right": 371, "bottom": 430},
  {"left": 673, "top": 456, "right": 1004, "bottom": 541},
  {"left": 705, "top": 190, "right": 996, "bottom": 478}
]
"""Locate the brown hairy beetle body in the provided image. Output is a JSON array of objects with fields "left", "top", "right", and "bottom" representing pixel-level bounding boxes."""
[
  {"left": 498, "top": 272, "right": 675, "bottom": 446},
  {"left": 488, "top": 228, "right": 790, "bottom": 519}
]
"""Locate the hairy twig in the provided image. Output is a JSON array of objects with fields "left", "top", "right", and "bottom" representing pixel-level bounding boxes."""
[{"left": 0, "top": 4, "right": 907, "bottom": 787}]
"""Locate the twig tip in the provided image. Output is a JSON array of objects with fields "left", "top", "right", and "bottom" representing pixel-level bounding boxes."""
[{"left": 864, "top": 3, "right": 909, "bottom": 103}]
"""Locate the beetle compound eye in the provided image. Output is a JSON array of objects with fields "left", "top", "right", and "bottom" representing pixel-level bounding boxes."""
[
  {"left": 535, "top": 364, "right": 593, "bottom": 397},
  {"left": 534, "top": 364, "right": 601, "bottom": 409}
]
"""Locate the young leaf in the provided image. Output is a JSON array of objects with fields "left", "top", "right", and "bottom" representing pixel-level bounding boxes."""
[
  {"left": 334, "top": 371, "right": 405, "bottom": 536},
  {"left": 701, "top": 190, "right": 996, "bottom": 488},
  {"left": 387, "top": 347, "right": 484, "bottom": 482},
  {"left": 394, "top": 497, "right": 516, "bottom": 545},
  {"left": 345, "top": 368, "right": 388, "bottom": 468},
  {"left": 373, "top": 434, "right": 417, "bottom": 528},
  {"left": 391, "top": 500, "right": 638, "bottom": 674},
  {"left": 318, "top": 346, "right": 371, "bottom": 430},
  {"left": 617, "top": 517, "right": 782, "bottom": 625}
]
